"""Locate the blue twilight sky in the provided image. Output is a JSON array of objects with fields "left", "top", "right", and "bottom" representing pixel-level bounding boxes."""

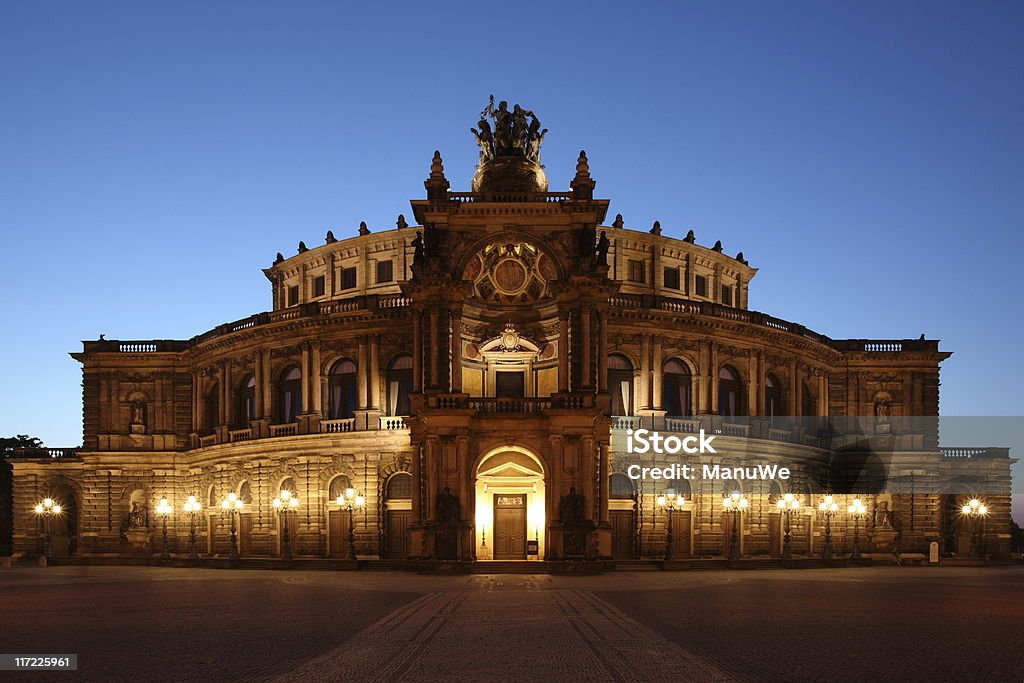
[{"left": 1, "top": 2, "right": 1023, "bottom": 517}]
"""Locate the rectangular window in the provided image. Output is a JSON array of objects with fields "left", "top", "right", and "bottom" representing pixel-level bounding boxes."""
[
  {"left": 722, "top": 285, "right": 733, "bottom": 306},
  {"left": 695, "top": 275, "right": 707, "bottom": 297},
  {"left": 341, "top": 267, "right": 357, "bottom": 290},
  {"left": 312, "top": 275, "right": 325, "bottom": 298},
  {"left": 628, "top": 259, "right": 645, "bottom": 283},
  {"left": 287, "top": 285, "right": 299, "bottom": 307},
  {"left": 376, "top": 259, "right": 393, "bottom": 284},
  {"left": 495, "top": 372, "right": 525, "bottom": 398},
  {"left": 663, "top": 267, "right": 680, "bottom": 290}
]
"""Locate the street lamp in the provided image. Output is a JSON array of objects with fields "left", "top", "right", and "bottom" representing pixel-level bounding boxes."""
[
  {"left": 33, "top": 497, "right": 63, "bottom": 564},
  {"left": 816, "top": 495, "right": 839, "bottom": 561},
  {"left": 182, "top": 495, "right": 202, "bottom": 562},
  {"left": 776, "top": 493, "right": 801, "bottom": 560},
  {"left": 655, "top": 492, "right": 685, "bottom": 561},
  {"left": 272, "top": 489, "right": 300, "bottom": 561},
  {"left": 722, "top": 491, "right": 748, "bottom": 561},
  {"left": 156, "top": 497, "right": 173, "bottom": 562},
  {"left": 847, "top": 498, "right": 867, "bottom": 559},
  {"left": 960, "top": 498, "right": 988, "bottom": 559},
  {"left": 220, "top": 492, "right": 244, "bottom": 561},
  {"left": 335, "top": 488, "right": 365, "bottom": 561}
]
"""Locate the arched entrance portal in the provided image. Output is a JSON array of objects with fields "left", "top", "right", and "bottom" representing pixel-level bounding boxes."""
[{"left": 475, "top": 447, "right": 545, "bottom": 561}]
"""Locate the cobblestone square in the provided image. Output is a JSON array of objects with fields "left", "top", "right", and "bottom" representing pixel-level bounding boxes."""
[{"left": 1, "top": 566, "right": 1021, "bottom": 682}]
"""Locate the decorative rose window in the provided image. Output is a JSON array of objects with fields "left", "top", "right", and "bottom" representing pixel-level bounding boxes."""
[{"left": 463, "top": 241, "right": 557, "bottom": 304}]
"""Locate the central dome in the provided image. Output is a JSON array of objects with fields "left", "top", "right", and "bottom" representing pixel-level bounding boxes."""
[{"left": 471, "top": 156, "right": 549, "bottom": 194}]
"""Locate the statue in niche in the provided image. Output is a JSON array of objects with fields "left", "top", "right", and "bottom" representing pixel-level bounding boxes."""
[
  {"left": 874, "top": 500, "right": 892, "bottom": 528},
  {"left": 127, "top": 501, "right": 149, "bottom": 529},
  {"left": 130, "top": 401, "right": 145, "bottom": 426},
  {"left": 874, "top": 395, "right": 891, "bottom": 428},
  {"left": 436, "top": 487, "right": 460, "bottom": 525},
  {"left": 559, "top": 487, "right": 585, "bottom": 525}
]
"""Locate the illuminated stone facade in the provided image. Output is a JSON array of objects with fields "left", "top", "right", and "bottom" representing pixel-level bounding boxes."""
[{"left": 8, "top": 120, "right": 1014, "bottom": 564}]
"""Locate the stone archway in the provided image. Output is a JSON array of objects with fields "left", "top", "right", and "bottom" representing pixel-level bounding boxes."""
[{"left": 474, "top": 447, "right": 545, "bottom": 561}]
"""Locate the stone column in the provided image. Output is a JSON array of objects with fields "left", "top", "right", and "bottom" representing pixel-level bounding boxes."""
[
  {"left": 429, "top": 308, "right": 440, "bottom": 390},
  {"left": 709, "top": 344, "right": 719, "bottom": 414},
  {"left": 191, "top": 370, "right": 201, "bottom": 432},
  {"left": 311, "top": 343, "right": 322, "bottom": 415},
  {"left": 789, "top": 361, "right": 799, "bottom": 416},
  {"left": 217, "top": 363, "right": 227, "bottom": 426},
  {"left": 254, "top": 352, "right": 264, "bottom": 419},
  {"left": 261, "top": 349, "right": 272, "bottom": 420},
  {"left": 599, "top": 441, "right": 610, "bottom": 524},
  {"left": 747, "top": 351, "right": 759, "bottom": 417},
  {"left": 597, "top": 310, "right": 608, "bottom": 392},
  {"left": 581, "top": 306, "right": 592, "bottom": 389},
  {"left": 300, "top": 345, "right": 311, "bottom": 413},
  {"left": 652, "top": 338, "right": 663, "bottom": 410},
  {"left": 412, "top": 309, "right": 423, "bottom": 393},
  {"left": 450, "top": 308, "right": 462, "bottom": 393},
  {"left": 357, "top": 339, "right": 368, "bottom": 410},
  {"left": 817, "top": 371, "right": 828, "bottom": 417},
  {"left": 558, "top": 309, "right": 569, "bottom": 393},
  {"left": 368, "top": 336, "right": 380, "bottom": 410},
  {"left": 640, "top": 335, "right": 651, "bottom": 411}
]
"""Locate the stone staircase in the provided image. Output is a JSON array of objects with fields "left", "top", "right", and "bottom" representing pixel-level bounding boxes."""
[{"left": 471, "top": 561, "right": 551, "bottom": 574}]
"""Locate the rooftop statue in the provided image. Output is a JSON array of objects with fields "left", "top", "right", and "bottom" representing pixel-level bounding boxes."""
[
  {"left": 473, "top": 95, "right": 548, "bottom": 164},
  {"left": 471, "top": 96, "right": 550, "bottom": 193}
]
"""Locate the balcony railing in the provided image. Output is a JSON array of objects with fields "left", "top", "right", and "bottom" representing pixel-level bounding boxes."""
[
  {"left": 469, "top": 398, "right": 552, "bottom": 415},
  {"left": 940, "top": 447, "right": 1010, "bottom": 459},
  {"left": 379, "top": 416, "right": 407, "bottom": 430},
  {"left": 229, "top": 428, "right": 252, "bottom": 442},
  {"left": 321, "top": 418, "right": 356, "bottom": 433},
  {"left": 269, "top": 423, "right": 297, "bottom": 437},
  {"left": 199, "top": 434, "right": 218, "bottom": 447}
]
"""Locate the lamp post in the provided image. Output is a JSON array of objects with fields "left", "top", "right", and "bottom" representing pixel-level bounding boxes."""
[
  {"left": 335, "top": 488, "right": 365, "bottom": 561},
  {"left": 183, "top": 495, "right": 202, "bottom": 562},
  {"left": 776, "top": 493, "right": 801, "bottom": 561},
  {"left": 220, "top": 492, "right": 244, "bottom": 561},
  {"left": 656, "top": 492, "right": 685, "bottom": 561},
  {"left": 272, "top": 489, "right": 300, "bottom": 561},
  {"left": 816, "top": 495, "right": 839, "bottom": 561},
  {"left": 961, "top": 498, "right": 988, "bottom": 559},
  {"left": 156, "top": 497, "right": 173, "bottom": 562},
  {"left": 722, "top": 491, "right": 748, "bottom": 561},
  {"left": 847, "top": 498, "right": 866, "bottom": 559},
  {"left": 33, "top": 497, "right": 62, "bottom": 565}
]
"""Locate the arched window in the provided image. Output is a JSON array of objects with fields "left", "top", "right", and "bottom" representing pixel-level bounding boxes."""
[
  {"left": 234, "top": 374, "right": 257, "bottom": 428},
  {"left": 724, "top": 479, "right": 742, "bottom": 498},
  {"left": 608, "top": 354, "right": 634, "bottom": 416},
  {"left": 667, "top": 478, "right": 692, "bottom": 500},
  {"left": 328, "top": 360, "right": 358, "bottom": 420},
  {"left": 279, "top": 477, "right": 296, "bottom": 497},
  {"left": 718, "top": 365, "right": 744, "bottom": 417},
  {"left": 328, "top": 475, "right": 352, "bottom": 501},
  {"left": 238, "top": 480, "right": 252, "bottom": 505},
  {"left": 802, "top": 381, "right": 817, "bottom": 417},
  {"left": 386, "top": 473, "right": 413, "bottom": 500},
  {"left": 610, "top": 473, "right": 634, "bottom": 499},
  {"left": 386, "top": 355, "right": 413, "bottom": 416},
  {"left": 203, "top": 382, "right": 219, "bottom": 432},
  {"left": 764, "top": 373, "right": 783, "bottom": 422},
  {"left": 662, "top": 358, "right": 692, "bottom": 417},
  {"left": 278, "top": 366, "right": 302, "bottom": 424}
]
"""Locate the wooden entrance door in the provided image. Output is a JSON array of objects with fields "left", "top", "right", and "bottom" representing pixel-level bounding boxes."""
[
  {"left": 386, "top": 510, "right": 412, "bottom": 559},
  {"left": 768, "top": 513, "right": 782, "bottom": 558},
  {"left": 238, "top": 515, "right": 252, "bottom": 557},
  {"left": 671, "top": 510, "right": 692, "bottom": 559},
  {"left": 278, "top": 514, "right": 298, "bottom": 557},
  {"left": 493, "top": 494, "right": 526, "bottom": 560},
  {"left": 328, "top": 510, "right": 351, "bottom": 558},
  {"left": 610, "top": 510, "right": 634, "bottom": 559}
]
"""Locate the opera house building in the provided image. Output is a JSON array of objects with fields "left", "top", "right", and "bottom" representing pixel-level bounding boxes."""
[{"left": 8, "top": 103, "right": 1013, "bottom": 568}]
